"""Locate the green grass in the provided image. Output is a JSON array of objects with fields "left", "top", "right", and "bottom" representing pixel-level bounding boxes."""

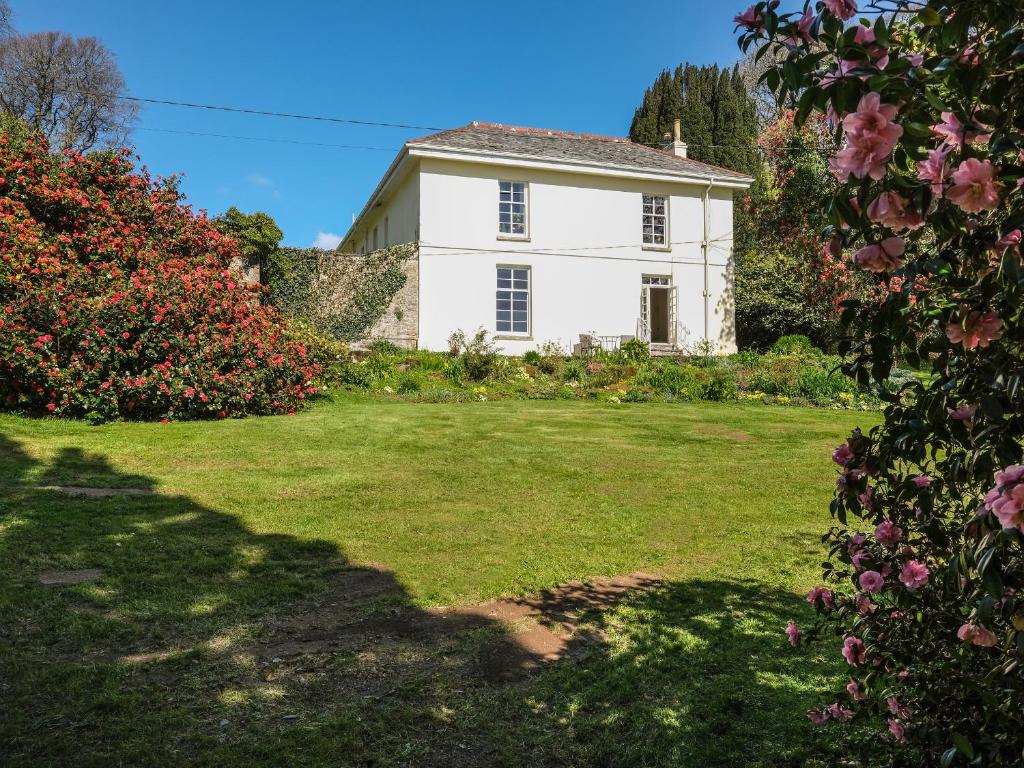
[{"left": 0, "top": 395, "right": 872, "bottom": 767}]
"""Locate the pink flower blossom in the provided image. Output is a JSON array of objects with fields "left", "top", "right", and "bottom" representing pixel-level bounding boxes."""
[
  {"left": 830, "top": 93, "right": 902, "bottom": 181},
  {"left": 832, "top": 443, "right": 854, "bottom": 466},
  {"left": 853, "top": 237, "right": 905, "bottom": 272},
  {"left": 899, "top": 560, "right": 930, "bottom": 589},
  {"left": 855, "top": 592, "right": 877, "bottom": 615},
  {"left": 931, "top": 111, "right": 990, "bottom": 148},
  {"left": 808, "top": 709, "right": 830, "bottom": 725},
  {"left": 958, "top": 622, "right": 998, "bottom": 647},
  {"left": 821, "top": 58, "right": 858, "bottom": 89},
  {"left": 911, "top": 475, "right": 931, "bottom": 488},
  {"left": 846, "top": 679, "right": 867, "bottom": 701},
  {"left": 786, "top": 621, "right": 801, "bottom": 646},
  {"left": 875, "top": 519, "right": 903, "bottom": 547},
  {"left": 945, "top": 308, "right": 1003, "bottom": 350},
  {"left": 887, "top": 697, "right": 913, "bottom": 719},
  {"left": 903, "top": 51, "right": 924, "bottom": 67},
  {"left": 888, "top": 719, "right": 906, "bottom": 741},
  {"left": 828, "top": 702, "right": 853, "bottom": 721},
  {"left": 917, "top": 146, "right": 951, "bottom": 197},
  {"left": 842, "top": 636, "right": 866, "bottom": 666},
  {"left": 795, "top": 6, "right": 815, "bottom": 42},
  {"left": 733, "top": 4, "right": 763, "bottom": 31},
  {"left": 859, "top": 570, "right": 884, "bottom": 593},
  {"left": 867, "top": 191, "right": 924, "bottom": 231},
  {"left": 808, "top": 586, "right": 836, "bottom": 610},
  {"left": 982, "top": 464, "right": 1024, "bottom": 532},
  {"left": 858, "top": 484, "right": 875, "bottom": 507},
  {"left": 823, "top": 0, "right": 857, "bottom": 21},
  {"left": 948, "top": 403, "right": 977, "bottom": 423},
  {"left": 947, "top": 158, "right": 1002, "bottom": 213}
]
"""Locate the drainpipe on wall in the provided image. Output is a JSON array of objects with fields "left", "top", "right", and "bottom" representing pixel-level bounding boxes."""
[{"left": 702, "top": 177, "right": 714, "bottom": 348}]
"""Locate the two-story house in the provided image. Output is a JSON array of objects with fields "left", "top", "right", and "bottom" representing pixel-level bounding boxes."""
[{"left": 339, "top": 120, "right": 753, "bottom": 354}]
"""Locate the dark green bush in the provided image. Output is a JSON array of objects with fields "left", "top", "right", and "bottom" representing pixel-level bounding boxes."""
[
  {"left": 771, "top": 334, "right": 816, "bottom": 356},
  {"left": 620, "top": 338, "right": 651, "bottom": 363}
]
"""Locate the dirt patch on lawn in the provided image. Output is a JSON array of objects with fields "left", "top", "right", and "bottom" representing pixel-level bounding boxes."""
[
  {"left": 38, "top": 568, "right": 103, "bottom": 585},
  {"left": 39, "top": 485, "right": 154, "bottom": 497},
  {"left": 254, "top": 570, "right": 662, "bottom": 682}
]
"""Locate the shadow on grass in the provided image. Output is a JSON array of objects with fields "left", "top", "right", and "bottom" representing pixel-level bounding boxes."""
[{"left": 0, "top": 433, "right": 839, "bottom": 767}]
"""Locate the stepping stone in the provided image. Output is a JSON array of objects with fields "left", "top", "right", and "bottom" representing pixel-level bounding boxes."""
[{"left": 38, "top": 568, "right": 102, "bottom": 585}]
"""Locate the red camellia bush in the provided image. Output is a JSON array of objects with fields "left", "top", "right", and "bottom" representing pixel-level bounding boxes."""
[{"left": 0, "top": 131, "right": 321, "bottom": 421}]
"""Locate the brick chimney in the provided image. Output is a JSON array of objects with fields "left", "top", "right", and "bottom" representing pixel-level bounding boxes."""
[{"left": 660, "top": 118, "right": 688, "bottom": 158}]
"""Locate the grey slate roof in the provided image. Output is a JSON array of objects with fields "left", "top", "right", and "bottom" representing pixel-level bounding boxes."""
[{"left": 408, "top": 122, "right": 753, "bottom": 183}]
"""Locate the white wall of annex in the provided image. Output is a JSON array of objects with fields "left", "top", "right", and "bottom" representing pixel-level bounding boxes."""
[
  {"left": 416, "top": 157, "right": 737, "bottom": 354},
  {"left": 343, "top": 167, "right": 420, "bottom": 252}
]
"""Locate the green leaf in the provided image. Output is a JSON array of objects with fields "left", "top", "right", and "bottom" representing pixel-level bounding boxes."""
[
  {"left": 941, "top": 747, "right": 958, "bottom": 767},
  {"left": 951, "top": 733, "right": 975, "bottom": 759},
  {"left": 919, "top": 7, "right": 942, "bottom": 26}
]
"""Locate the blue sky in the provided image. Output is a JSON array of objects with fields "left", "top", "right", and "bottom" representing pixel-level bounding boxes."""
[{"left": 18, "top": 1, "right": 752, "bottom": 247}]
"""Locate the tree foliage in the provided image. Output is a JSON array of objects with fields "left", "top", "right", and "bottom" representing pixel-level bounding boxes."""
[
  {"left": 212, "top": 206, "right": 283, "bottom": 281},
  {"left": 628, "top": 63, "right": 760, "bottom": 175},
  {"left": 0, "top": 31, "right": 137, "bottom": 153},
  {"left": 736, "top": 0, "right": 1024, "bottom": 764},
  {"left": 0, "top": 130, "right": 320, "bottom": 421}
]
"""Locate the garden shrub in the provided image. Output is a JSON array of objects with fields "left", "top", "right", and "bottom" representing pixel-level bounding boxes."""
[
  {"left": 619, "top": 338, "right": 651, "bottom": 363},
  {"left": 739, "top": 2, "right": 1024, "bottom": 764},
  {"left": 771, "top": 334, "right": 817, "bottom": 356},
  {"left": 447, "top": 328, "right": 498, "bottom": 381},
  {"left": 0, "top": 132, "right": 320, "bottom": 421}
]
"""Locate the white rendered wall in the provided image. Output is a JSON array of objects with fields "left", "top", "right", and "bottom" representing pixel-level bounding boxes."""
[
  {"left": 415, "top": 157, "right": 737, "bottom": 355},
  {"left": 343, "top": 167, "right": 420, "bottom": 253}
]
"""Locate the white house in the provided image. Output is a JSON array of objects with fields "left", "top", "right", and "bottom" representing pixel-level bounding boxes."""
[{"left": 340, "top": 120, "right": 753, "bottom": 354}]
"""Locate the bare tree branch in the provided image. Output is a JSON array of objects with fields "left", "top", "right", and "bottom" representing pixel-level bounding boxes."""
[{"left": 0, "top": 31, "right": 137, "bottom": 152}]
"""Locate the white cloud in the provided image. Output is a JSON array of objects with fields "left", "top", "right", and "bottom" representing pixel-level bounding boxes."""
[
  {"left": 313, "top": 231, "right": 342, "bottom": 250},
  {"left": 247, "top": 173, "right": 273, "bottom": 187}
]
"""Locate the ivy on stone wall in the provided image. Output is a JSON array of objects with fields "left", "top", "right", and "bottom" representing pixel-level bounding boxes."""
[{"left": 267, "top": 243, "right": 416, "bottom": 340}]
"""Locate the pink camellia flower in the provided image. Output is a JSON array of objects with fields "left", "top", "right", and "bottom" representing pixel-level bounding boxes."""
[
  {"left": 830, "top": 93, "right": 903, "bottom": 181},
  {"left": 808, "top": 586, "right": 836, "bottom": 609},
  {"left": 842, "top": 636, "right": 866, "bottom": 666},
  {"left": 945, "top": 308, "right": 1003, "bottom": 350},
  {"left": 858, "top": 484, "right": 875, "bottom": 507},
  {"left": 823, "top": 0, "right": 857, "bottom": 21},
  {"left": 795, "top": 6, "right": 815, "bottom": 42},
  {"left": 917, "top": 146, "right": 951, "bottom": 197},
  {"left": 903, "top": 51, "right": 924, "bottom": 67},
  {"left": 828, "top": 703, "right": 853, "bottom": 721},
  {"left": 855, "top": 592, "right": 877, "bottom": 615},
  {"left": 982, "top": 464, "right": 1024, "bottom": 532},
  {"left": 912, "top": 475, "right": 931, "bottom": 488},
  {"left": 808, "top": 709, "right": 830, "bottom": 725},
  {"left": 853, "top": 237, "right": 905, "bottom": 272},
  {"left": 847, "top": 532, "right": 866, "bottom": 554},
  {"left": 843, "top": 92, "right": 903, "bottom": 151},
  {"left": 851, "top": 551, "right": 868, "bottom": 571},
  {"left": 887, "top": 697, "right": 913, "bottom": 719},
  {"left": 888, "top": 719, "right": 906, "bottom": 741},
  {"left": 947, "top": 158, "right": 1002, "bottom": 214},
  {"left": 847, "top": 679, "right": 867, "bottom": 701},
  {"left": 875, "top": 519, "right": 903, "bottom": 547},
  {"left": 733, "top": 4, "right": 764, "bottom": 31},
  {"left": 931, "top": 111, "right": 989, "bottom": 148},
  {"left": 867, "top": 191, "right": 924, "bottom": 231},
  {"left": 958, "top": 622, "right": 998, "bottom": 647},
  {"left": 786, "top": 621, "right": 801, "bottom": 646},
  {"left": 899, "top": 560, "right": 930, "bottom": 589},
  {"left": 859, "top": 570, "right": 884, "bottom": 593},
  {"left": 832, "top": 443, "right": 854, "bottom": 466}
]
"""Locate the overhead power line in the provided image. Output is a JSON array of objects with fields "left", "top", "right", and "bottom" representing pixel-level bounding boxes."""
[{"left": 0, "top": 78, "right": 828, "bottom": 155}]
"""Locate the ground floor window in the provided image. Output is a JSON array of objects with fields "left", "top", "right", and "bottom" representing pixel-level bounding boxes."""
[{"left": 496, "top": 266, "right": 530, "bottom": 334}]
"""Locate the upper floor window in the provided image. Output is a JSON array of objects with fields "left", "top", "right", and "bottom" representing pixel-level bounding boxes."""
[
  {"left": 642, "top": 194, "right": 668, "bottom": 247},
  {"left": 372, "top": 225, "right": 379, "bottom": 251},
  {"left": 499, "top": 181, "right": 528, "bottom": 237}
]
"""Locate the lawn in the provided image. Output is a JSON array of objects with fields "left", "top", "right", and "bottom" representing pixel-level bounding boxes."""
[{"left": 0, "top": 395, "right": 871, "bottom": 767}]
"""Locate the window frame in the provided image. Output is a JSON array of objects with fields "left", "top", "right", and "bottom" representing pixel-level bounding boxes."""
[
  {"left": 641, "top": 193, "right": 670, "bottom": 250},
  {"left": 495, "top": 264, "right": 532, "bottom": 338},
  {"left": 497, "top": 180, "right": 530, "bottom": 240}
]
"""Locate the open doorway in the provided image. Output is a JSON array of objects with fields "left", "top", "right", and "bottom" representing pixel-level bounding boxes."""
[{"left": 642, "top": 275, "right": 673, "bottom": 345}]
